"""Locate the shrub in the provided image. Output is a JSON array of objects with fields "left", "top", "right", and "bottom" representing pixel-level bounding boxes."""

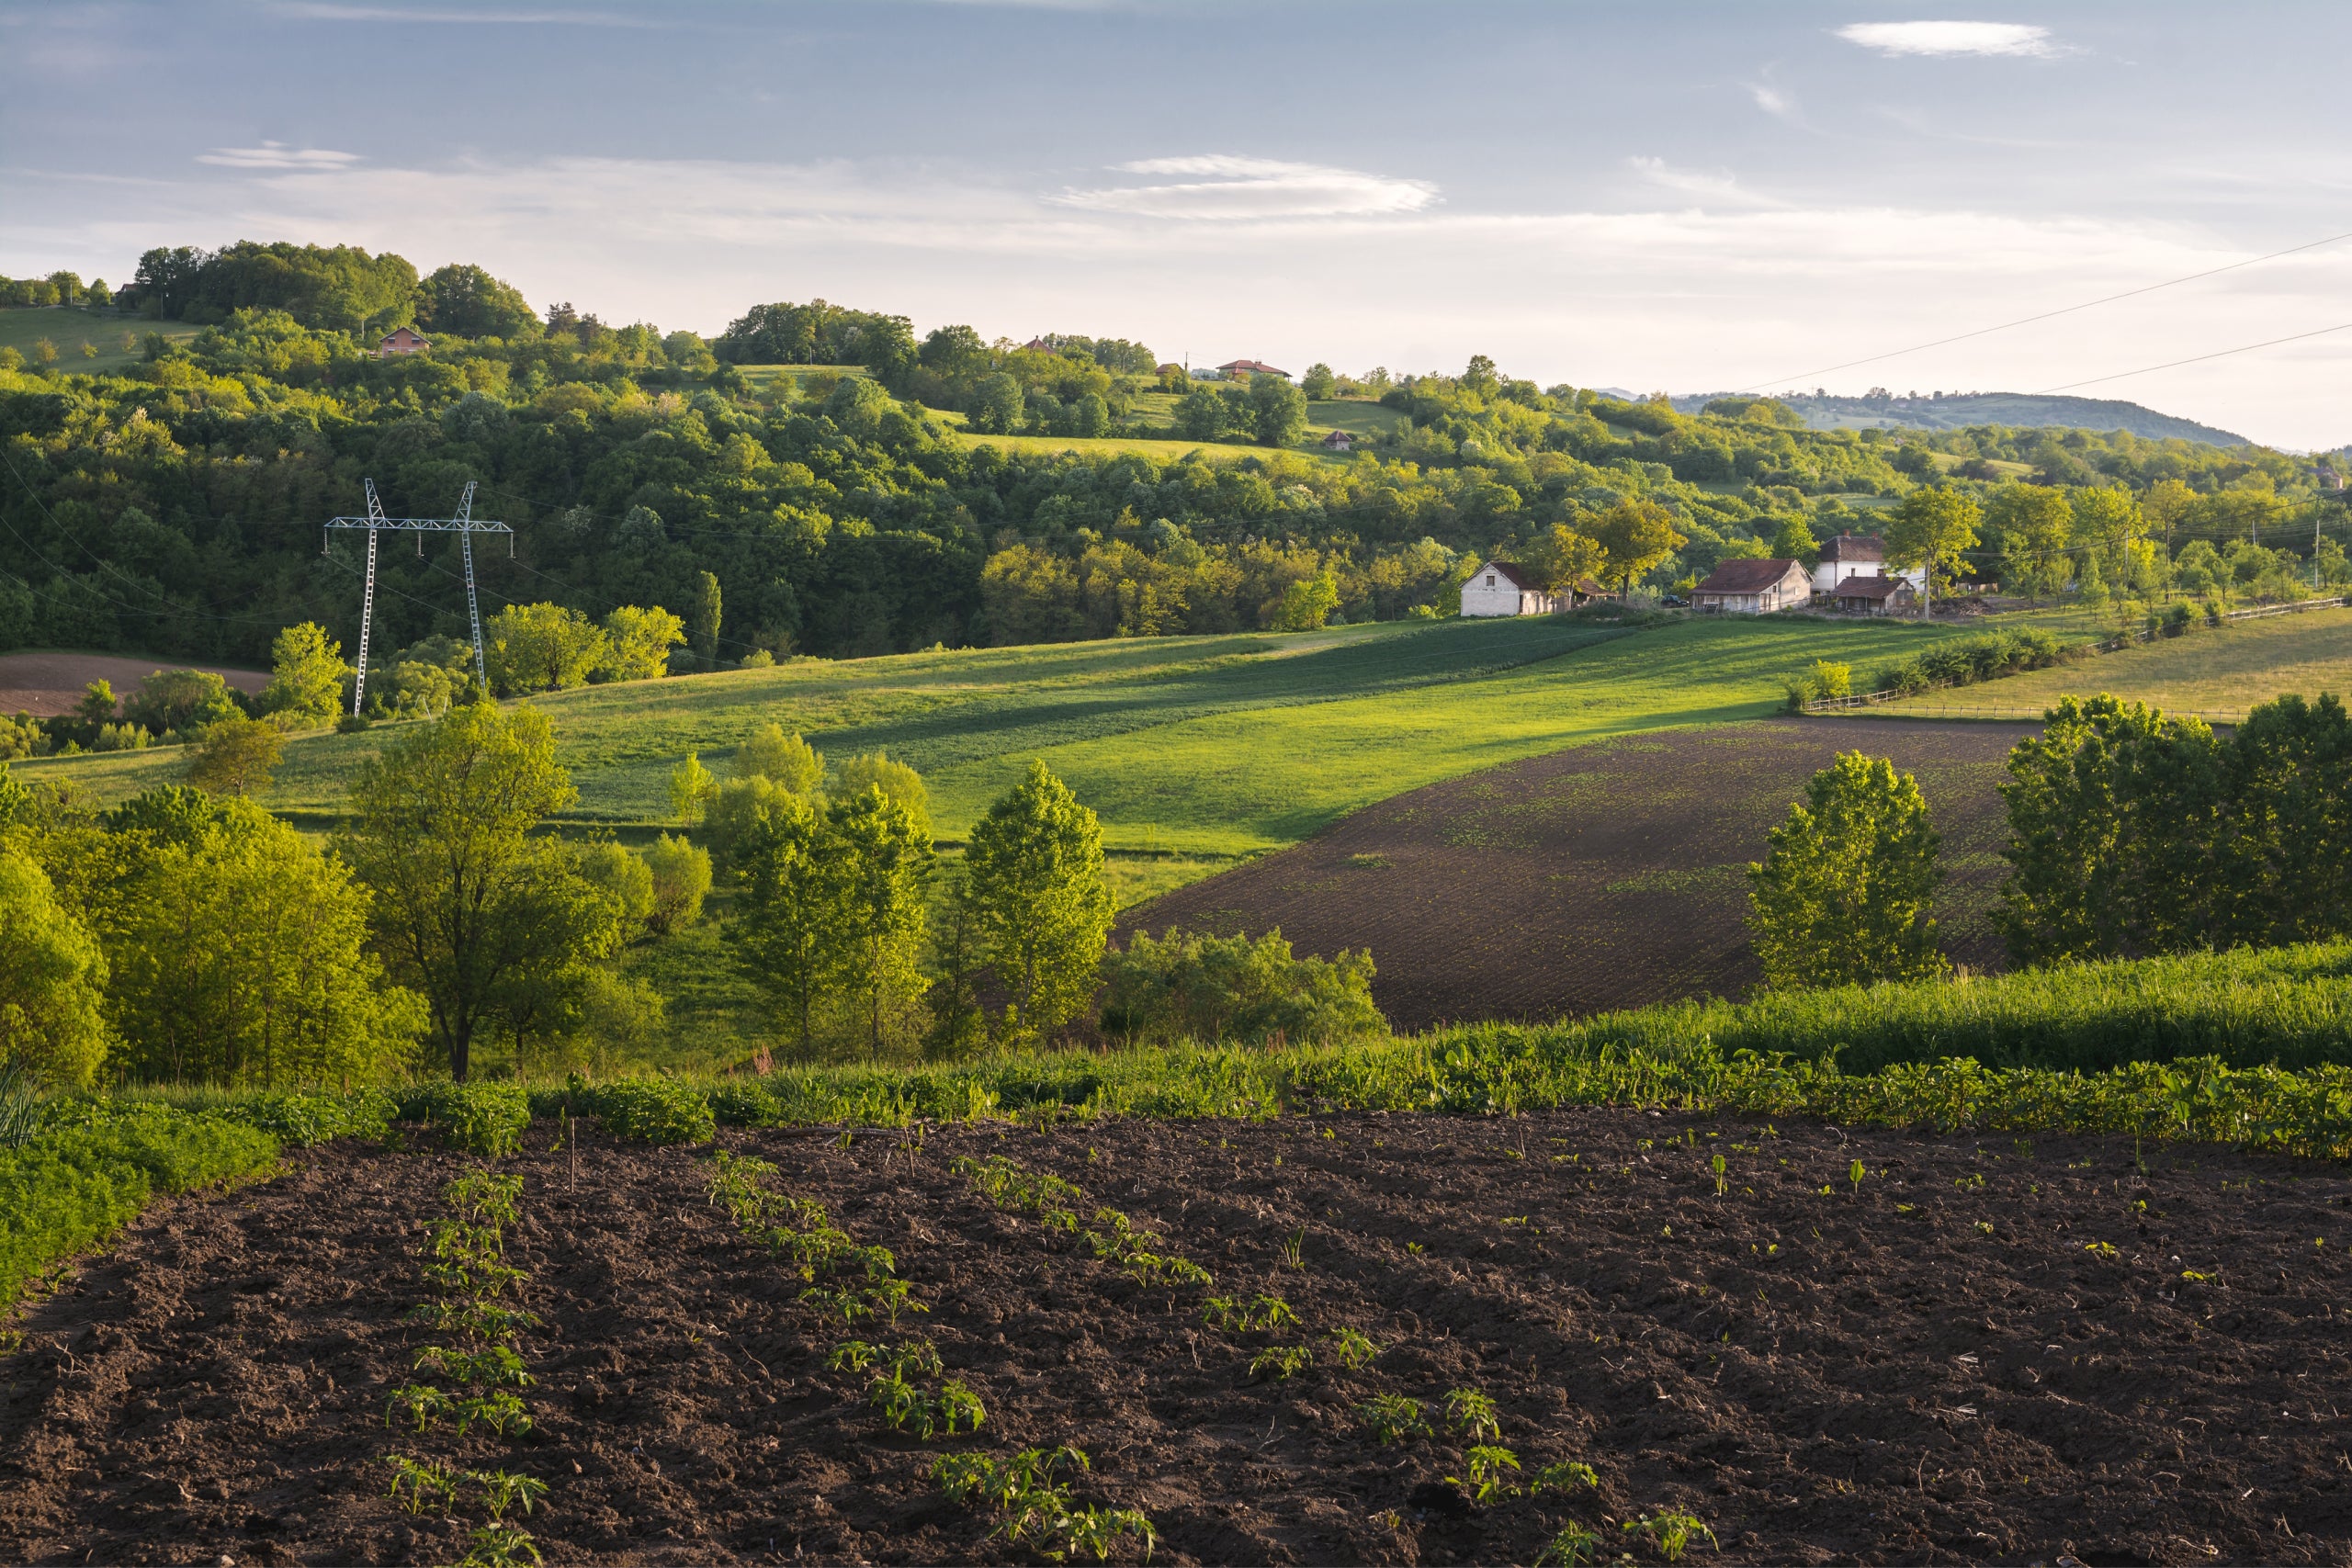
[
  {"left": 578, "top": 1077, "right": 716, "bottom": 1145},
  {"left": 1099, "top": 927, "right": 1385, "bottom": 1047},
  {"left": 396, "top": 1082, "right": 530, "bottom": 1157}
]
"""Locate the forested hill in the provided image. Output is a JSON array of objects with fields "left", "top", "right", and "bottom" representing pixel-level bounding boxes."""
[
  {"left": 1666, "top": 389, "right": 2249, "bottom": 447},
  {"left": 0, "top": 242, "right": 2339, "bottom": 673}
]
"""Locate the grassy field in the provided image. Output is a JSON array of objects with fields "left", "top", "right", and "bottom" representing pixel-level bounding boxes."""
[
  {"left": 0, "top": 307, "right": 197, "bottom": 372},
  {"left": 20, "top": 612, "right": 1992, "bottom": 854},
  {"left": 1863, "top": 603, "right": 2352, "bottom": 722}
]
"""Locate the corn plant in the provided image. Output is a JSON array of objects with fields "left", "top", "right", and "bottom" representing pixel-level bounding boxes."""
[
  {"left": 458, "top": 1523, "right": 543, "bottom": 1568},
  {"left": 468, "top": 1471, "right": 549, "bottom": 1521},
  {"left": 1249, "top": 1344, "right": 1311, "bottom": 1382},
  {"left": 1326, "top": 1327, "right": 1380, "bottom": 1370},
  {"left": 1449, "top": 1444, "right": 1520, "bottom": 1504},
  {"left": 1535, "top": 1524, "right": 1603, "bottom": 1567},
  {"left": 1355, "top": 1393, "right": 1430, "bottom": 1444},
  {"left": 1443, "top": 1387, "right": 1501, "bottom": 1441},
  {"left": 1624, "top": 1510, "right": 1718, "bottom": 1562},
  {"left": 385, "top": 1455, "right": 459, "bottom": 1516}
]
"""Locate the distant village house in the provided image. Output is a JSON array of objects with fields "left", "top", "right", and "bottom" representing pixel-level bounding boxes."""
[
  {"left": 1826, "top": 574, "right": 1918, "bottom": 616},
  {"left": 1216, "top": 358, "right": 1290, "bottom": 379},
  {"left": 1691, "top": 558, "right": 1810, "bottom": 615},
  {"left": 376, "top": 326, "right": 429, "bottom": 358},
  {"left": 1458, "top": 559, "right": 1596, "bottom": 617},
  {"left": 1321, "top": 430, "right": 1354, "bottom": 451},
  {"left": 1812, "top": 532, "right": 1924, "bottom": 595}
]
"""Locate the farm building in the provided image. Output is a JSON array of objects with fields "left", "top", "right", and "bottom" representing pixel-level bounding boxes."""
[
  {"left": 375, "top": 326, "right": 429, "bottom": 357},
  {"left": 1322, "top": 430, "right": 1354, "bottom": 451},
  {"left": 1812, "top": 533, "right": 1925, "bottom": 595},
  {"left": 1691, "top": 558, "right": 1810, "bottom": 615},
  {"left": 1461, "top": 560, "right": 1558, "bottom": 617},
  {"left": 1826, "top": 573, "right": 1918, "bottom": 616},
  {"left": 1216, "top": 358, "right": 1291, "bottom": 379}
]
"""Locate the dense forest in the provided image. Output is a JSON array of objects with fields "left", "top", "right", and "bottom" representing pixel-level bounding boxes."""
[{"left": 0, "top": 241, "right": 2345, "bottom": 669}]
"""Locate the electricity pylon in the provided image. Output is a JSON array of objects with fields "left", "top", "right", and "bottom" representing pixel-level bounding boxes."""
[{"left": 323, "top": 479, "right": 512, "bottom": 716}]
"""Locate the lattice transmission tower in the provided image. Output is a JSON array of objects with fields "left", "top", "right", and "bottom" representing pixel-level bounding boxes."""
[{"left": 323, "top": 479, "right": 512, "bottom": 716}]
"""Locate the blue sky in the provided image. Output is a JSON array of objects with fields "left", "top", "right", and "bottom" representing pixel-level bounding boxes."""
[{"left": 5, "top": 1, "right": 2346, "bottom": 446}]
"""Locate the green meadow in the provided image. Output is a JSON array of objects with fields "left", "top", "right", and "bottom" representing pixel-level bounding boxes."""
[
  {"left": 0, "top": 307, "right": 198, "bottom": 371},
  {"left": 22, "top": 611, "right": 1987, "bottom": 854}
]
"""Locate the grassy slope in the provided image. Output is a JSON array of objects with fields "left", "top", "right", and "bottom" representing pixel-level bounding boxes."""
[
  {"left": 1870, "top": 604, "right": 2352, "bottom": 722},
  {"left": 22, "top": 613, "right": 1985, "bottom": 853},
  {"left": 0, "top": 308, "right": 198, "bottom": 371}
]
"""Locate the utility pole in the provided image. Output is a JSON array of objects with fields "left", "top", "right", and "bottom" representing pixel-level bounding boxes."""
[{"left": 323, "top": 479, "right": 511, "bottom": 716}]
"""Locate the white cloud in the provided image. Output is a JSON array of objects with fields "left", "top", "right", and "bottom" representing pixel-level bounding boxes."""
[
  {"left": 1054, "top": 155, "right": 1438, "bottom": 220},
  {"left": 195, "top": 141, "right": 362, "bottom": 170},
  {"left": 1628, "top": 157, "right": 1787, "bottom": 209},
  {"left": 1836, "top": 21, "right": 2057, "bottom": 58},
  {"left": 1749, "top": 83, "right": 1795, "bottom": 118}
]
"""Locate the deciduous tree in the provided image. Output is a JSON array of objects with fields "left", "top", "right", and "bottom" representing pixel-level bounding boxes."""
[
  {"left": 186, "top": 716, "right": 284, "bottom": 795},
  {"left": 960, "top": 761, "right": 1114, "bottom": 1043},
  {"left": 1588, "top": 499, "right": 1686, "bottom": 594},
  {"left": 0, "top": 846, "right": 109, "bottom": 1088},
  {"left": 1747, "top": 751, "right": 1947, "bottom": 988},
  {"left": 260, "top": 621, "right": 351, "bottom": 724},
  {"left": 1884, "top": 485, "right": 1981, "bottom": 618}
]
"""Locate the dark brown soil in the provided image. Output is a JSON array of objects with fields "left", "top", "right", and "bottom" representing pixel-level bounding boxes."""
[
  {"left": 7, "top": 1113, "right": 2352, "bottom": 1564},
  {"left": 1126, "top": 717, "right": 2037, "bottom": 1030},
  {"left": 0, "top": 651, "right": 267, "bottom": 719}
]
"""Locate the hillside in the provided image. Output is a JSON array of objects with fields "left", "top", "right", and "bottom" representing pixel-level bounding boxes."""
[
  {"left": 1669, "top": 389, "right": 2249, "bottom": 446},
  {"left": 14, "top": 610, "right": 1993, "bottom": 853}
]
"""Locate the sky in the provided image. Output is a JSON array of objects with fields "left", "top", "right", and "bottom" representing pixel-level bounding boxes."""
[{"left": 4, "top": 0, "right": 2347, "bottom": 449}]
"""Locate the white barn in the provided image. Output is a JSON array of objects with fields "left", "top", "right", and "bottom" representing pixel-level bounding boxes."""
[
  {"left": 1813, "top": 532, "right": 1925, "bottom": 596},
  {"left": 1460, "top": 559, "right": 1557, "bottom": 617}
]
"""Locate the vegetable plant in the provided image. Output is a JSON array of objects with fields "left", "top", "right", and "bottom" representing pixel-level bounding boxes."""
[
  {"left": 1624, "top": 1510, "right": 1718, "bottom": 1562},
  {"left": 1443, "top": 1387, "right": 1501, "bottom": 1441},
  {"left": 385, "top": 1455, "right": 459, "bottom": 1515},
  {"left": 1326, "top": 1327, "right": 1380, "bottom": 1370},
  {"left": 1533, "top": 1460, "right": 1600, "bottom": 1494},
  {"left": 1354, "top": 1393, "right": 1431, "bottom": 1444},
  {"left": 1249, "top": 1344, "right": 1311, "bottom": 1382},
  {"left": 1535, "top": 1524, "right": 1603, "bottom": 1567},
  {"left": 1449, "top": 1444, "right": 1521, "bottom": 1503},
  {"left": 458, "top": 1522, "right": 544, "bottom": 1568},
  {"left": 469, "top": 1471, "right": 550, "bottom": 1521}
]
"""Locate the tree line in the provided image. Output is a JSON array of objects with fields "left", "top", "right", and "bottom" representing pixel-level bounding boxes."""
[{"left": 1746, "top": 689, "right": 2352, "bottom": 990}]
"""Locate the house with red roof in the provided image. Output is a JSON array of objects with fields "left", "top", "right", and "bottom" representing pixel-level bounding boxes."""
[
  {"left": 1216, "top": 358, "right": 1290, "bottom": 379},
  {"left": 1691, "top": 558, "right": 1811, "bottom": 615}
]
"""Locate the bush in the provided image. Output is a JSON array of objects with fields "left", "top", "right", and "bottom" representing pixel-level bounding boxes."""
[
  {"left": 394, "top": 1081, "right": 530, "bottom": 1157},
  {"left": 575, "top": 1077, "right": 715, "bottom": 1145},
  {"left": 1099, "top": 928, "right": 1385, "bottom": 1048},
  {"left": 707, "top": 1081, "right": 784, "bottom": 1127}
]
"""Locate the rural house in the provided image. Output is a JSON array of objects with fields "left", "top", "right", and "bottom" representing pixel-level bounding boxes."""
[
  {"left": 1460, "top": 559, "right": 1557, "bottom": 617},
  {"left": 1216, "top": 358, "right": 1291, "bottom": 379},
  {"left": 1321, "top": 430, "right": 1354, "bottom": 451},
  {"left": 1826, "top": 573, "right": 1918, "bottom": 616},
  {"left": 376, "top": 325, "right": 429, "bottom": 357},
  {"left": 1691, "top": 558, "right": 1810, "bottom": 615},
  {"left": 1812, "top": 532, "right": 1925, "bottom": 595}
]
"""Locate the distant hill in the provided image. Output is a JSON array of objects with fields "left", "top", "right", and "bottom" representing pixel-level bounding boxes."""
[{"left": 1663, "top": 390, "right": 2248, "bottom": 447}]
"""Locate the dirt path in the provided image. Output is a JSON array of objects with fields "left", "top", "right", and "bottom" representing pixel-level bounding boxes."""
[
  {"left": 1125, "top": 717, "right": 2036, "bottom": 1029},
  {"left": 0, "top": 651, "right": 267, "bottom": 718},
  {"left": 3, "top": 1112, "right": 2347, "bottom": 1564}
]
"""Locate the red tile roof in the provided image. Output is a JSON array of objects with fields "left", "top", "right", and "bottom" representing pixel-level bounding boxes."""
[
  {"left": 1692, "top": 558, "right": 1804, "bottom": 595},
  {"left": 1832, "top": 574, "right": 1912, "bottom": 602},
  {"left": 1217, "top": 358, "right": 1291, "bottom": 378},
  {"left": 1480, "top": 559, "right": 1539, "bottom": 590}
]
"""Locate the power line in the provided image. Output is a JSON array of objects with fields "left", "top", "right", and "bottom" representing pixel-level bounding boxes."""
[
  {"left": 2036, "top": 322, "right": 2352, "bottom": 393},
  {"left": 1732, "top": 224, "right": 2352, "bottom": 393}
]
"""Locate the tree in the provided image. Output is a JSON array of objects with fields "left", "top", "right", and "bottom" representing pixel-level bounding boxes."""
[
  {"left": 1071, "top": 392, "right": 1111, "bottom": 438},
  {"left": 187, "top": 716, "right": 284, "bottom": 795},
  {"left": 1249, "top": 374, "right": 1309, "bottom": 448},
  {"left": 968, "top": 373, "right": 1024, "bottom": 435},
  {"left": 1588, "top": 498, "right": 1686, "bottom": 594},
  {"left": 1528, "top": 525, "right": 1606, "bottom": 594},
  {"left": 1768, "top": 513, "right": 1819, "bottom": 568},
  {"left": 1300, "top": 363, "right": 1337, "bottom": 400},
  {"left": 825, "top": 786, "right": 934, "bottom": 1055},
  {"left": 669, "top": 751, "right": 716, "bottom": 825},
  {"left": 74, "top": 680, "right": 118, "bottom": 728},
  {"left": 96, "top": 796, "right": 423, "bottom": 1088},
  {"left": 1747, "top": 752, "right": 1947, "bottom": 989},
  {"left": 0, "top": 846, "right": 109, "bottom": 1088},
  {"left": 2221, "top": 694, "right": 2352, "bottom": 947},
  {"left": 961, "top": 761, "right": 1114, "bottom": 1043},
  {"left": 691, "top": 571, "right": 723, "bottom": 668},
  {"left": 415, "top": 263, "right": 537, "bottom": 339},
  {"left": 124, "top": 668, "right": 242, "bottom": 739},
  {"left": 1271, "top": 569, "right": 1340, "bottom": 631},
  {"left": 598, "top": 604, "right": 685, "bottom": 682},
  {"left": 577, "top": 841, "right": 656, "bottom": 936},
  {"left": 1984, "top": 483, "right": 2072, "bottom": 596},
  {"left": 260, "top": 621, "right": 351, "bottom": 724},
  {"left": 338, "top": 705, "right": 616, "bottom": 1080},
  {"left": 831, "top": 750, "right": 928, "bottom": 836},
  {"left": 731, "top": 792, "right": 835, "bottom": 1050},
  {"left": 484, "top": 603, "right": 606, "bottom": 694},
  {"left": 644, "top": 833, "right": 712, "bottom": 935},
  {"left": 1175, "top": 388, "right": 1227, "bottom": 443},
  {"left": 1883, "top": 485, "right": 1981, "bottom": 619},
  {"left": 736, "top": 723, "right": 824, "bottom": 794}
]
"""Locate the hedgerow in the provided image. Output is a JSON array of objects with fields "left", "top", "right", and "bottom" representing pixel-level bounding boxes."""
[{"left": 393, "top": 1083, "right": 531, "bottom": 1157}]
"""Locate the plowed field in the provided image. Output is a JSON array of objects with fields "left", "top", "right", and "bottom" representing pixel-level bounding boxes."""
[
  {"left": 4, "top": 1114, "right": 2349, "bottom": 1564},
  {"left": 1125, "top": 718, "right": 2035, "bottom": 1029}
]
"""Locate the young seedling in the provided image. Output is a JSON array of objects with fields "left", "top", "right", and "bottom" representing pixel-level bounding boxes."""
[
  {"left": 888, "top": 1338, "right": 944, "bottom": 1380},
  {"left": 385, "top": 1455, "right": 459, "bottom": 1516},
  {"left": 1058, "top": 1504, "right": 1158, "bottom": 1564},
  {"left": 1249, "top": 1344, "right": 1311, "bottom": 1382},
  {"left": 1326, "top": 1327, "right": 1380, "bottom": 1370},
  {"left": 1710, "top": 1152, "right": 1728, "bottom": 1197},
  {"left": 1250, "top": 1295, "right": 1299, "bottom": 1331},
  {"left": 415, "top": 1344, "right": 535, "bottom": 1389},
  {"left": 468, "top": 1470, "right": 550, "bottom": 1521},
  {"left": 1443, "top": 1387, "right": 1501, "bottom": 1441},
  {"left": 458, "top": 1522, "right": 543, "bottom": 1568},
  {"left": 1624, "top": 1510, "right": 1718, "bottom": 1562},
  {"left": 1448, "top": 1444, "right": 1521, "bottom": 1503},
  {"left": 1534, "top": 1524, "right": 1603, "bottom": 1567},
  {"left": 1280, "top": 1227, "right": 1306, "bottom": 1269},
  {"left": 1849, "top": 1159, "right": 1865, "bottom": 1199},
  {"left": 1354, "top": 1393, "right": 1431, "bottom": 1444},
  {"left": 384, "top": 1384, "right": 453, "bottom": 1432},
  {"left": 447, "top": 1172, "right": 525, "bottom": 1227},
  {"left": 827, "top": 1340, "right": 880, "bottom": 1372},
  {"left": 1533, "top": 1460, "right": 1600, "bottom": 1494},
  {"left": 451, "top": 1391, "right": 535, "bottom": 1440}
]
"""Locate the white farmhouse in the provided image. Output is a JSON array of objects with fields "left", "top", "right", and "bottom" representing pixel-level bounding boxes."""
[
  {"left": 1813, "top": 532, "right": 1925, "bottom": 595},
  {"left": 1691, "top": 558, "right": 1811, "bottom": 615},
  {"left": 1460, "top": 559, "right": 1557, "bottom": 617}
]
